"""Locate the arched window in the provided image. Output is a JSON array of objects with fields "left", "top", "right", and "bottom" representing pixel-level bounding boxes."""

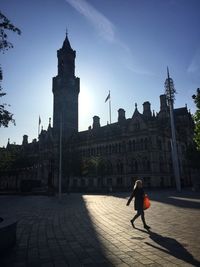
[
  {"left": 119, "top": 143, "right": 121, "bottom": 153},
  {"left": 135, "top": 160, "right": 138, "bottom": 172},
  {"left": 131, "top": 159, "right": 138, "bottom": 172},
  {"left": 129, "top": 140, "right": 132, "bottom": 152},
  {"left": 147, "top": 160, "right": 151, "bottom": 171},
  {"left": 168, "top": 141, "right": 171, "bottom": 151},
  {"left": 117, "top": 177, "right": 123, "bottom": 185},
  {"left": 140, "top": 138, "right": 144, "bottom": 150},
  {"left": 134, "top": 121, "right": 140, "bottom": 130},
  {"left": 116, "top": 160, "right": 123, "bottom": 174},
  {"left": 144, "top": 138, "right": 148, "bottom": 150},
  {"left": 109, "top": 144, "right": 112, "bottom": 154},
  {"left": 115, "top": 144, "right": 118, "bottom": 153},
  {"left": 157, "top": 139, "right": 162, "bottom": 150},
  {"left": 132, "top": 140, "right": 136, "bottom": 151},
  {"left": 120, "top": 162, "right": 124, "bottom": 174},
  {"left": 107, "top": 161, "right": 113, "bottom": 174}
]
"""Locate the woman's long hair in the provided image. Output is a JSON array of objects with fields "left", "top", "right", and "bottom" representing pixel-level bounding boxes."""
[{"left": 134, "top": 179, "right": 143, "bottom": 190}]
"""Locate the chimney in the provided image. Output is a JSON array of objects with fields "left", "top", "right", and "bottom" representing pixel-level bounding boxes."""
[
  {"left": 160, "top": 94, "right": 168, "bottom": 112},
  {"left": 93, "top": 116, "right": 100, "bottom": 129},
  {"left": 143, "top": 101, "right": 152, "bottom": 117},
  {"left": 118, "top": 108, "right": 126, "bottom": 123},
  {"left": 22, "top": 135, "right": 28, "bottom": 145}
]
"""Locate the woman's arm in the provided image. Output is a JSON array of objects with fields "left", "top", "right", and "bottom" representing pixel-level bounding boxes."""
[{"left": 126, "top": 190, "right": 135, "bottom": 206}]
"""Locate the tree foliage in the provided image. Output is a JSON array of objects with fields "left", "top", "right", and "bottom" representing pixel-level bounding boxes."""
[
  {"left": 0, "top": 146, "right": 38, "bottom": 174},
  {"left": 186, "top": 88, "right": 200, "bottom": 170},
  {"left": 192, "top": 88, "right": 200, "bottom": 150},
  {"left": 0, "top": 11, "right": 21, "bottom": 127}
]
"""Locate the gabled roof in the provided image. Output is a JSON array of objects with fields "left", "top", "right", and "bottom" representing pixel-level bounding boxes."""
[
  {"left": 174, "top": 107, "right": 188, "bottom": 116},
  {"left": 132, "top": 106, "right": 141, "bottom": 118}
]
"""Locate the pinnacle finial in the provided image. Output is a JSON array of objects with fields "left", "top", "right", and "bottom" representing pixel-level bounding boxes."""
[
  {"left": 62, "top": 28, "right": 72, "bottom": 50},
  {"left": 135, "top": 103, "right": 137, "bottom": 109},
  {"left": 167, "top": 66, "right": 170, "bottom": 79}
]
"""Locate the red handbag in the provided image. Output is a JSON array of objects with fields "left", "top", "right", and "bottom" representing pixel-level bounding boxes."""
[{"left": 143, "top": 194, "right": 150, "bottom": 210}]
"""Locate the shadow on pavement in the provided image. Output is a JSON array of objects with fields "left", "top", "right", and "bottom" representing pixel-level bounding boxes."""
[
  {"left": 145, "top": 230, "right": 200, "bottom": 266},
  {"left": 112, "top": 189, "right": 200, "bottom": 209},
  {"left": 147, "top": 189, "right": 200, "bottom": 209},
  {"left": 0, "top": 194, "right": 114, "bottom": 266}
]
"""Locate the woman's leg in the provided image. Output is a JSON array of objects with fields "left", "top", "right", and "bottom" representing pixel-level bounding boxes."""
[
  {"left": 141, "top": 210, "right": 151, "bottom": 229},
  {"left": 130, "top": 211, "right": 140, "bottom": 227},
  {"left": 131, "top": 210, "right": 151, "bottom": 229},
  {"left": 132, "top": 211, "right": 140, "bottom": 222},
  {"left": 140, "top": 210, "right": 146, "bottom": 225}
]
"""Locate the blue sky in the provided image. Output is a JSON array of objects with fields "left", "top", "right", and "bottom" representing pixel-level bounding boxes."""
[{"left": 1, "top": 0, "right": 200, "bottom": 147}]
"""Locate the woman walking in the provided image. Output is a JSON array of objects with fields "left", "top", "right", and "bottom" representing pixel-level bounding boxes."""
[{"left": 126, "top": 179, "right": 150, "bottom": 230}]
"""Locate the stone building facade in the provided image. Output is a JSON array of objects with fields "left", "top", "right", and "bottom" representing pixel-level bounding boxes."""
[{"left": 0, "top": 34, "right": 194, "bottom": 192}]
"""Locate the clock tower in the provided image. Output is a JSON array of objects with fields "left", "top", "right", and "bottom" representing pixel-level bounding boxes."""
[{"left": 52, "top": 33, "right": 80, "bottom": 141}]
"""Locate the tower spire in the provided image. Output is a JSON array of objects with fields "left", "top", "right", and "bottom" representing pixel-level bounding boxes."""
[
  {"left": 167, "top": 66, "right": 170, "bottom": 79},
  {"left": 62, "top": 29, "right": 72, "bottom": 50}
]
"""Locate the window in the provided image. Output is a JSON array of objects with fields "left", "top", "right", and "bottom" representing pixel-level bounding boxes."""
[
  {"left": 81, "top": 179, "right": 85, "bottom": 187},
  {"left": 73, "top": 179, "right": 77, "bottom": 187},
  {"left": 117, "top": 177, "right": 123, "bottom": 185},
  {"left": 134, "top": 121, "right": 140, "bottom": 130},
  {"left": 157, "top": 139, "right": 162, "bottom": 150},
  {"left": 88, "top": 178, "right": 93, "bottom": 187},
  {"left": 144, "top": 138, "right": 148, "bottom": 150},
  {"left": 128, "top": 140, "right": 132, "bottom": 152},
  {"left": 107, "top": 178, "right": 112, "bottom": 186},
  {"left": 132, "top": 140, "right": 136, "bottom": 151},
  {"left": 140, "top": 139, "right": 144, "bottom": 150}
]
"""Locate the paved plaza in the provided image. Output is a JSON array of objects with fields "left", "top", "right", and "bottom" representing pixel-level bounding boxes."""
[{"left": 0, "top": 189, "right": 200, "bottom": 267}]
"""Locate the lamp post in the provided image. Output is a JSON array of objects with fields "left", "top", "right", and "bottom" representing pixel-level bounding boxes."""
[
  {"left": 165, "top": 67, "right": 181, "bottom": 192},
  {"left": 58, "top": 112, "right": 62, "bottom": 200}
]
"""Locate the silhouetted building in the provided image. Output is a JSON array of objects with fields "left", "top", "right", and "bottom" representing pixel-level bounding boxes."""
[
  {"left": 53, "top": 34, "right": 80, "bottom": 141},
  {"left": 0, "top": 34, "right": 194, "bottom": 192}
]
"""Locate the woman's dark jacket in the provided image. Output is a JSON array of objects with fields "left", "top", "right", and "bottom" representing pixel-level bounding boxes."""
[{"left": 127, "top": 187, "right": 145, "bottom": 211}]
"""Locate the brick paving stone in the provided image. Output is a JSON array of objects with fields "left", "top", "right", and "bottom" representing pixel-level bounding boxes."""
[
  {"left": 114, "top": 263, "right": 130, "bottom": 267},
  {"left": 13, "top": 263, "right": 27, "bottom": 267},
  {"left": 40, "top": 262, "right": 54, "bottom": 267},
  {"left": 53, "top": 260, "right": 68, "bottom": 267},
  {"left": 0, "top": 189, "right": 200, "bottom": 267}
]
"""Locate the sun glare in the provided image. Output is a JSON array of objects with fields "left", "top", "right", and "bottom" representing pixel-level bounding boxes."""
[{"left": 79, "top": 85, "right": 95, "bottom": 131}]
